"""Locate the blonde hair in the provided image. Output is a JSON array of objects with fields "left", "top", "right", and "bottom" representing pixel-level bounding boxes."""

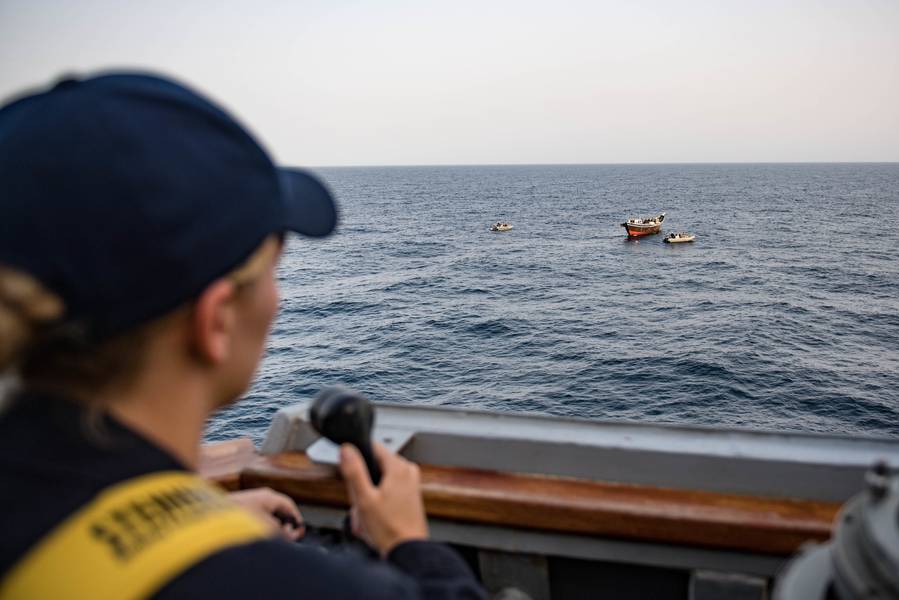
[
  {"left": 1, "top": 234, "right": 281, "bottom": 400},
  {"left": 228, "top": 235, "right": 282, "bottom": 289},
  {"left": 0, "top": 266, "right": 64, "bottom": 372}
]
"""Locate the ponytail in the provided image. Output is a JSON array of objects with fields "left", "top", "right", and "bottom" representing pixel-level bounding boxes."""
[{"left": 0, "top": 266, "right": 64, "bottom": 372}]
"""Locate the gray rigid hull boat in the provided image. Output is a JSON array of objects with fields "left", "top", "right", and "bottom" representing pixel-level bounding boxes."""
[
  {"left": 201, "top": 402, "right": 899, "bottom": 600},
  {"left": 664, "top": 232, "right": 695, "bottom": 243}
]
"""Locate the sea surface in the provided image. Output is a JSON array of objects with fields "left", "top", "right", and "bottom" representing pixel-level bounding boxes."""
[{"left": 206, "top": 163, "right": 899, "bottom": 443}]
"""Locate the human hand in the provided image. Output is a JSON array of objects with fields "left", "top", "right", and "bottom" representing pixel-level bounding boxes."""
[
  {"left": 339, "top": 442, "right": 429, "bottom": 556},
  {"left": 229, "top": 487, "right": 305, "bottom": 541}
]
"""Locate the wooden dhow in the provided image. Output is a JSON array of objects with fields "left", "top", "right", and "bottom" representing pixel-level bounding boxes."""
[{"left": 621, "top": 212, "right": 665, "bottom": 237}]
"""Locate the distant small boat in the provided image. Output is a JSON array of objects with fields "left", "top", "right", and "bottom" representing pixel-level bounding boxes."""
[
  {"left": 490, "top": 222, "right": 513, "bottom": 232},
  {"left": 621, "top": 213, "right": 665, "bottom": 237},
  {"left": 663, "top": 232, "right": 695, "bottom": 243}
]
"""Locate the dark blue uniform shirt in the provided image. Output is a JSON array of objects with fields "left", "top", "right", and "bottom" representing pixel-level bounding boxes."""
[{"left": 0, "top": 393, "right": 486, "bottom": 599}]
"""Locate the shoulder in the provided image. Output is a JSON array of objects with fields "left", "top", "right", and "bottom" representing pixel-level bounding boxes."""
[{"left": 0, "top": 394, "right": 186, "bottom": 576}]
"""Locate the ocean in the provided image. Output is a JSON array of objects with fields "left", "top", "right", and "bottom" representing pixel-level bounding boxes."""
[{"left": 205, "top": 163, "right": 899, "bottom": 443}]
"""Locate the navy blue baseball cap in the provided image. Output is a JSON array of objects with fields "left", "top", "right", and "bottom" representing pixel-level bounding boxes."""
[{"left": 0, "top": 72, "right": 337, "bottom": 340}]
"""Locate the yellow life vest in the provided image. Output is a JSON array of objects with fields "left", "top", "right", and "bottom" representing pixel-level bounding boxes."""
[{"left": 0, "top": 471, "right": 270, "bottom": 600}]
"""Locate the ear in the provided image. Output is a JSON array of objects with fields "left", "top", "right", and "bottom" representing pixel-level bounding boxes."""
[{"left": 190, "top": 279, "right": 238, "bottom": 364}]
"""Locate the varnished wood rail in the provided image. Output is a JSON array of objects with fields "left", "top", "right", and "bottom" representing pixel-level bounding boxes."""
[
  {"left": 200, "top": 440, "right": 840, "bottom": 555},
  {"left": 198, "top": 438, "right": 257, "bottom": 490}
]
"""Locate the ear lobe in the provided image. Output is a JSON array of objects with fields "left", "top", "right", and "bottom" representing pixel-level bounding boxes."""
[{"left": 191, "top": 279, "right": 237, "bottom": 364}]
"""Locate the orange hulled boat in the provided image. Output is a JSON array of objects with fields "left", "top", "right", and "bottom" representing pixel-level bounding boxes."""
[{"left": 621, "top": 212, "right": 665, "bottom": 237}]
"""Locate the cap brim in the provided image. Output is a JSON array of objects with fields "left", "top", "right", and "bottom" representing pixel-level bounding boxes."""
[{"left": 278, "top": 168, "right": 338, "bottom": 237}]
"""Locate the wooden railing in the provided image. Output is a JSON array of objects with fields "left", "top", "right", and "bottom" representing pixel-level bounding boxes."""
[{"left": 200, "top": 439, "right": 839, "bottom": 556}]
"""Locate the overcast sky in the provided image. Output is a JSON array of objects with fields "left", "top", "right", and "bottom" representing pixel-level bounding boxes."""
[{"left": 1, "top": 0, "right": 897, "bottom": 166}]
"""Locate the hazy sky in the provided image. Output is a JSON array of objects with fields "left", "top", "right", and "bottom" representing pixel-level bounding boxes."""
[{"left": 2, "top": 0, "right": 897, "bottom": 166}]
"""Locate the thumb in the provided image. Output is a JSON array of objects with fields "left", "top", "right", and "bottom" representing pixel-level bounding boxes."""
[{"left": 339, "top": 443, "right": 373, "bottom": 504}]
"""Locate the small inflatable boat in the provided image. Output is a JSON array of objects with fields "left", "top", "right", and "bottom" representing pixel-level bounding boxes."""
[{"left": 663, "top": 232, "right": 695, "bottom": 243}]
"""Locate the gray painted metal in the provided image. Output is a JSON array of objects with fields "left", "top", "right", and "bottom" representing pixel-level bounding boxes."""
[
  {"left": 306, "top": 426, "right": 414, "bottom": 466},
  {"left": 298, "top": 505, "right": 787, "bottom": 577},
  {"left": 773, "top": 469, "right": 899, "bottom": 599},
  {"left": 831, "top": 470, "right": 899, "bottom": 599},
  {"left": 260, "top": 402, "right": 899, "bottom": 597},
  {"left": 689, "top": 571, "right": 768, "bottom": 600},
  {"left": 478, "top": 551, "right": 549, "bottom": 600},
  {"left": 771, "top": 546, "right": 831, "bottom": 600},
  {"left": 262, "top": 401, "right": 899, "bottom": 501}
]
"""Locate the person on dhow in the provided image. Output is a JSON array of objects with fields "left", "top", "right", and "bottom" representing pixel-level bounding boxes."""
[{"left": 0, "top": 72, "right": 486, "bottom": 600}]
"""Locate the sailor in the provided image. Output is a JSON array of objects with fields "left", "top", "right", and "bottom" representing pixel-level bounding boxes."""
[{"left": 0, "top": 73, "right": 485, "bottom": 599}]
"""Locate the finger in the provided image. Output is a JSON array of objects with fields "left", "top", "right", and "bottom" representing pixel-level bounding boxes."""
[
  {"left": 349, "top": 506, "right": 373, "bottom": 547},
  {"left": 349, "top": 506, "right": 361, "bottom": 537},
  {"left": 371, "top": 441, "right": 395, "bottom": 474},
  {"left": 259, "top": 513, "right": 280, "bottom": 533},
  {"left": 264, "top": 491, "right": 303, "bottom": 523},
  {"left": 372, "top": 441, "right": 416, "bottom": 482},
  {"left": 339, "top": 444, "right": 373, "bottom": 503},
  {"left": 282, "top": 521, "right": 304, "bottom": 541}
]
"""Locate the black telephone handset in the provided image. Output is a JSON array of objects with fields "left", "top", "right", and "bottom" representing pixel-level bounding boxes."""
[{"left": 309, "top": 386, "right": 382, "bottom": 486}]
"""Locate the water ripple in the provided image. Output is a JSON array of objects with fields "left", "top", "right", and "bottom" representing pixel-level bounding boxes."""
[{"left": 207, "top": 164, "right": 899, "bottom": 443}]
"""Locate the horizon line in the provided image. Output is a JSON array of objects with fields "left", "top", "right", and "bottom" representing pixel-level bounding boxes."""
[{"left": 308, "top": 160, "right": 899, "bottom": 169}]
